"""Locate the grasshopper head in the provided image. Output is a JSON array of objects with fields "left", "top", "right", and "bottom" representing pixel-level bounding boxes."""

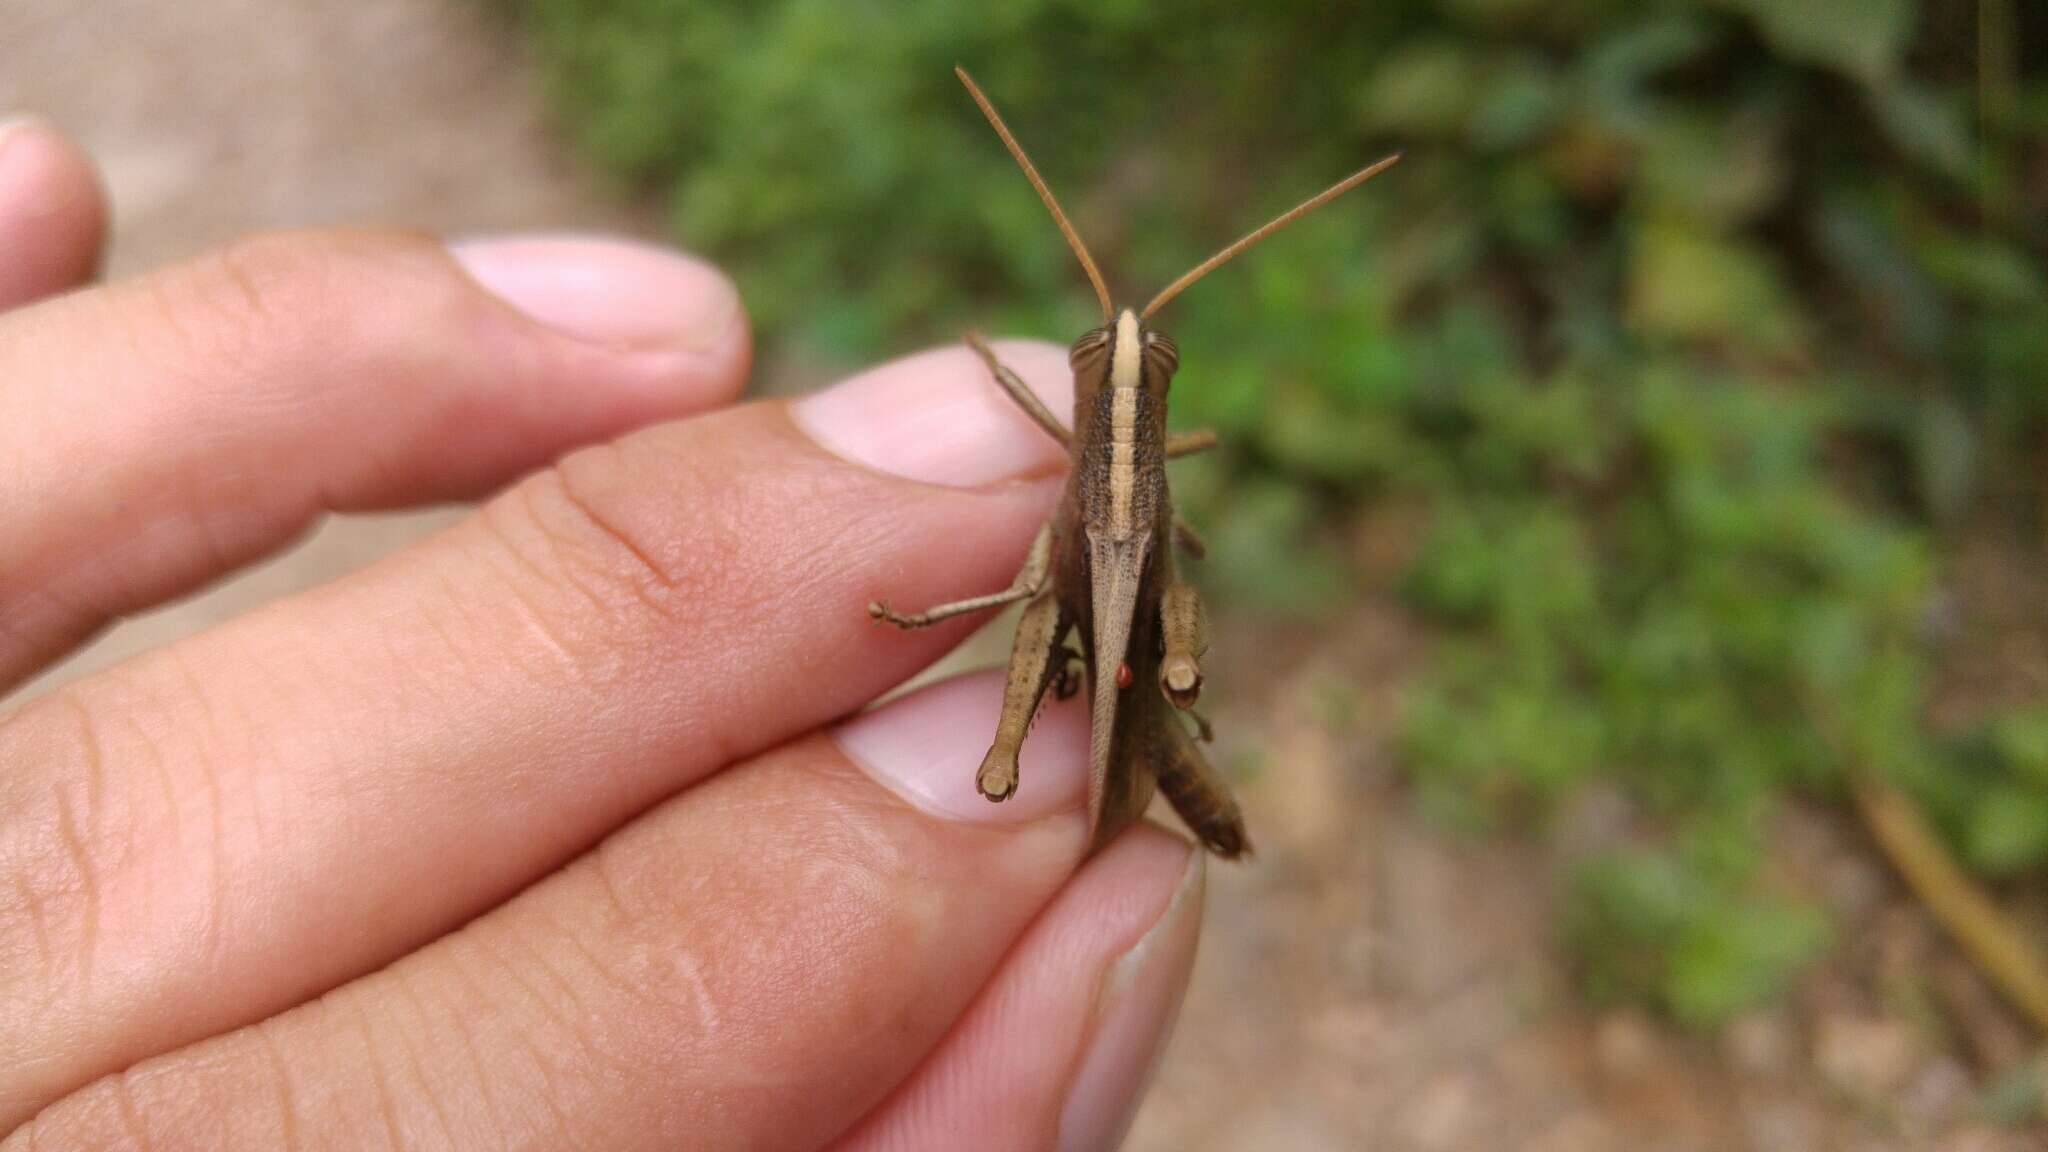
[{"left": 1067, "top": 309, "right": 1179, "bottom": 401}]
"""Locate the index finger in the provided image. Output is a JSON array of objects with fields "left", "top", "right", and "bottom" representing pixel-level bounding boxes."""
[{"left": 0, "top": 340, "right": 1075, "bottom": 1127}]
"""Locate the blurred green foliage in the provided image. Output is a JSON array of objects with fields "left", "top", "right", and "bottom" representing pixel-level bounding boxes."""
[{"left": 501, "top": 0, "right": 2048, "bottom": 1022}]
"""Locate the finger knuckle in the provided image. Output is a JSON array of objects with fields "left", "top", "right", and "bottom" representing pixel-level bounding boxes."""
[
  {"left": 0, "top": 658, "right": 251, "bottom": 1011},
  {"left": 127, "top": 229, "right": 452, "bottom": 376},
  {"left": 477, "top": 440, "right": 728, "bottom": 648}
]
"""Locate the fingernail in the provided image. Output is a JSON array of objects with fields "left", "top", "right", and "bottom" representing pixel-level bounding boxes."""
[
  {"left": 792, "top": 339, "right": 1073, "bottom": 486},
  {"left": 450, "top": 233, "right": 741, "bottom": 353},
  {"left": 1058, "top": 843, "right": 1205, "bottom": 1152},
  {"left": 834, "top": 668, "right": 1088, "bottom": 824}
]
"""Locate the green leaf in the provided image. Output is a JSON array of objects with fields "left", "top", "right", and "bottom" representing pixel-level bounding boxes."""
[
  {"left": 1870, "top": 81, "right": 1974, "bottom": 182},
  {"left": 1577, "top": 15, "right": 1718, "bottom": 136},
  {"left": 1360, "top": 41, "right": 1482, "bottom": 139},
  {"left": 1468, "top": 57, "right": 1564, "bottom": 152},
  {"left": 1719, "top": 0, "right": 1914, "bottom": 85},
  {"left": 1665, "top": 896, "right": 1830, "bottom": 1024},
  {"left": 1810, "top": 193, "right": 1952, "bottom": 358},
  {"left": 1913, "top": 397, "right": 1977, "bottom": 522},
  {"left": 1964, "top": 785, "right": 2048, "bottom": 875},
  {"left": 1205, "top": 480, "right": 1348, "bottom": 616},
  {"left": 1634, "top": 109, "right": 1784, "bottom": 225},
  {"left": 1627, "top": 219, "right": 1806, "bottom": 353},
  {"left": 1258, "top": 389, "right": 1406, "bottom": 486},
  {"left": 1992, "top": 711, "right": 2048, "bottom": 785}
]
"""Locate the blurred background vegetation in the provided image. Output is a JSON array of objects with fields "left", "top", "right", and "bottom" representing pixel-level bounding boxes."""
[{"left": 496, "top": 0, "right": 2046, "bottom": 1026}]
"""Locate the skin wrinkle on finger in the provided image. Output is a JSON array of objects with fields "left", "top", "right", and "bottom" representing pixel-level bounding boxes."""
[
  {"left": 8, "top": 729, "right": 1086, "bottom": 1150},
  {"left": 331, "top": 990, "right": 408, "bottom": 1152},
  {"left": 0, "top": 400, "right": 1066, "bottom": 1130},
  {"left": 0, "top": 230, "right": 750, "bottom": 690}
]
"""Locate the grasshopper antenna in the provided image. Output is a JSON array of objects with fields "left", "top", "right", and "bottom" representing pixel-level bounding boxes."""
[
  {"left": 956, "top": 65, "right": 1114, "bottom": 323},
  {"left": 1141, "top": 152, "right": 1402, "bottom": 321}
]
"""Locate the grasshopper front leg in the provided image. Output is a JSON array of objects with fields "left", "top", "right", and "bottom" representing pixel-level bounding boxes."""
[
  {"left": 976, "top": 587, "right": 1069, "bottom": 800},
  {"left": 1159, "top": 580, "right": 1208, "bottom": 709},
  {"left": 869, "top": 524, "right": 1051, "bottom": 629},
  {"left": 1165, "top": 429, "right": 1218, "bottom": 458},
  {"left": 966, "top": 331, "right": 1071, "bottom": 448}
]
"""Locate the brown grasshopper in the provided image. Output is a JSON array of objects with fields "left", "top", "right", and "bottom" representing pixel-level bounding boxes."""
[{"left": 869, "top": 67, "right": 1398, "bottom": 857}]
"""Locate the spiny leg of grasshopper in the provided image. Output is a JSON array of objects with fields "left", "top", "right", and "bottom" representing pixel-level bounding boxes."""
[{"left": 869, "top": 523, "right": 1051, "bottom": 628}]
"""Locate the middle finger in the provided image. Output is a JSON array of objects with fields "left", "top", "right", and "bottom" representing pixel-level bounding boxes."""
[{"left": 0, "top": 341, "right": 1073, "bottom": 1128}]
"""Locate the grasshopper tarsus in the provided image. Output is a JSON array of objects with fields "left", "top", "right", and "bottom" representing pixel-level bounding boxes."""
[
  {"left": 868, "top": 524, "right": 1054, "bottom": 631},
  {"left": 868, "top": 601, "right": 931, "bottom": 629},
  {"left": 1162, "top": 658, "right": 1202, "bottom": 709},
  {"left": 975, "top": 749, "right": 1019, "bottom": 801},
  {"left": 870, "top": 70, "right": 1394, "bottom": 857}
]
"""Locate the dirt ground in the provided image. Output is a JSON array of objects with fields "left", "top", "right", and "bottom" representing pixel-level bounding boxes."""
[{"left": 5, "top": 3, "right": 2044, "bottom": 1148}]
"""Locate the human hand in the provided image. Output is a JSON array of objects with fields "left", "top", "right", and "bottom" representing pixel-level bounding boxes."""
[{"left": 0, "top": 119, "right": 1203, "bottom": 1151}]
